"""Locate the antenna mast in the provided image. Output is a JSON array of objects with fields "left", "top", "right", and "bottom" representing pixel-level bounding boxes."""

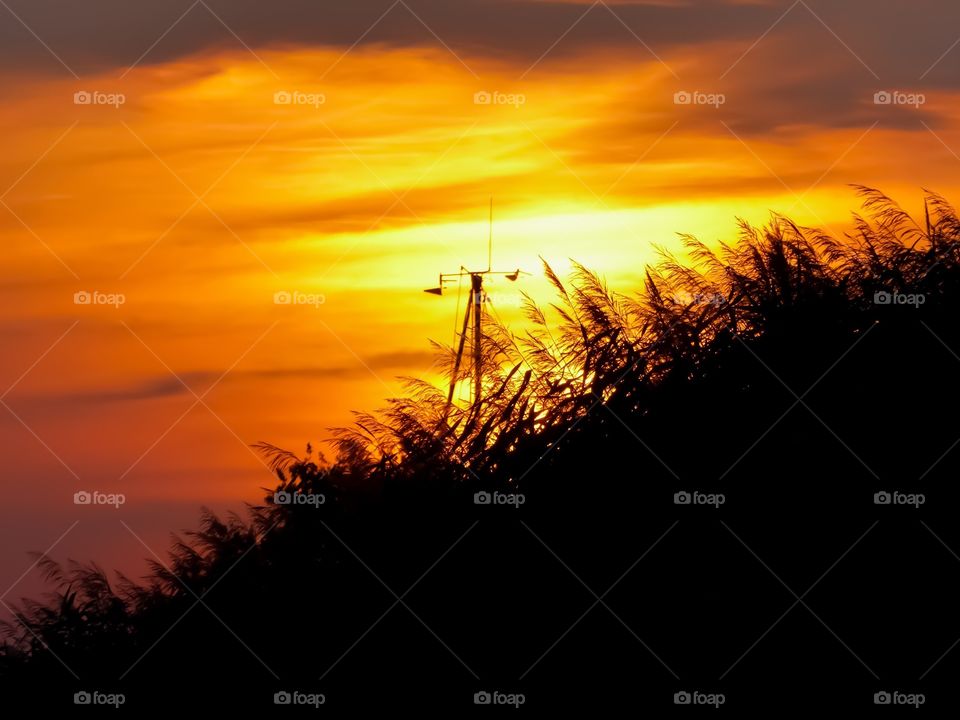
[{"left": 424, "top": 200, "right": 526, "bottom": 409}]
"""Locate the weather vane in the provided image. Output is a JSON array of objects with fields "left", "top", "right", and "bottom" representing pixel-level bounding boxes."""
[{"left": 424, "top": 198, "right": 527, "bottom": 408}]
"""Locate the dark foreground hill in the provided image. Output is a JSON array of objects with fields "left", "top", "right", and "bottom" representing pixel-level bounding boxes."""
[{"left": 3, "top": 188, "right": 960, "bottom": 712}]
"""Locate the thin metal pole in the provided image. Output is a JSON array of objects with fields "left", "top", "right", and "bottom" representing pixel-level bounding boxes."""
[
  {"left": 448, "top": 287, "right": 473, "bottom": 407},
  {"left": 472, "top": 272, "right": 483, "bottom": 405}
]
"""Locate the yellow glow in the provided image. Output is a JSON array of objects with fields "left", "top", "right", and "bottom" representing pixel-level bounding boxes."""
[{"left": 2, "top": 44, "right": 959, "bottom": 506}]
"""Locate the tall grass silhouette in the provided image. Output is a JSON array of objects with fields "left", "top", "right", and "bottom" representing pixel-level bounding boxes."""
[{"left": 5, "top": 187, "right": 960, "bottom": 710}]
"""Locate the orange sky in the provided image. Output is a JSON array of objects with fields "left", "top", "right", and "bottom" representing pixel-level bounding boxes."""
[{"left": 4, "top": 1, "right": 960, "bottom": 599}]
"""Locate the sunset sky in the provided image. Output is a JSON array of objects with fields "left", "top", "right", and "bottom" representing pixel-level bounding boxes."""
[{"left": 3, "top": 0, "right": 960, "bottom": 604}]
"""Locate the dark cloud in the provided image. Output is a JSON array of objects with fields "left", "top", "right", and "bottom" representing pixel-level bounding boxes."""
[
  {"left": 549, "top": 1, "right": 960, "bottom": 162},
  {"left": 0, "top": 0, "right": 817, "bottom": 76},
  {"left": 0, "top": 0, "right": 957, "bottom": 89},
  {"left": 12, "top": 349, "right": 438, "bottom": 406},
  {"left": 3, "top": 0, "right": 958, "bottom": 137}
]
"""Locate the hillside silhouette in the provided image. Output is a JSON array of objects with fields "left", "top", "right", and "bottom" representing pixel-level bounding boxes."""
[{"left": 4, "top": 187, "right": 960, "bottom": 712}]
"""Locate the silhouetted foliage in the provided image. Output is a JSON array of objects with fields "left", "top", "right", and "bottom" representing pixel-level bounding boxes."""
[{"left": 5, "top": 188, "right": 960, "bottom": 712}]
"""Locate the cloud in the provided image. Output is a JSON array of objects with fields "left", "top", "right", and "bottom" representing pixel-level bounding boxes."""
[
  {"left": 12, "top": 349, "right": 439, "bottom": 406},
  {"left": 2, "top": 0, "right": 959, "bottom": 101},
  {"left": 0, "top": 0, "right": 823, "bottom": 76}
]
